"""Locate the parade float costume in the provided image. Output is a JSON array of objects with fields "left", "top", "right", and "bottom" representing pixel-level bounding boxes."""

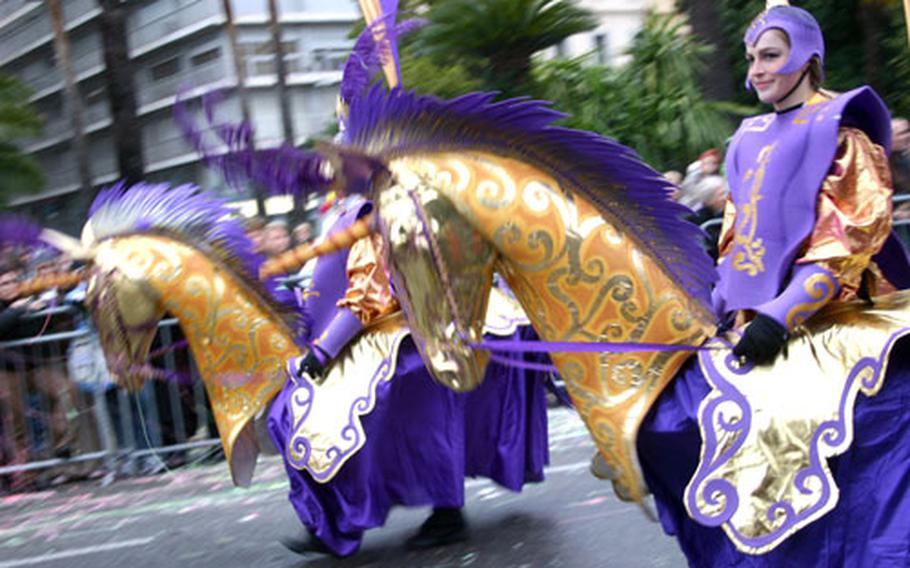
[
  {"left": 266, "top": 198, "right": 549, "bottom": 556},
  {"left": 15, "top": 1, "right": 910, "bottom": 565}
]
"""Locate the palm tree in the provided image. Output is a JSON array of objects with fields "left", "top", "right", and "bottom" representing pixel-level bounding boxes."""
[
  {"left": 266, "top": 0, "right": 294, "bottom": 144},
  {"left": 221, "top": 0, "right": 265, "bottom": 215},
  {"left": 534, "top": 12, "right": 738, "bottom": 171},
  {"left": 416, "top": 0, "right": 596, "bottom": 97},
  {"left": 266, "top": 0, "right": 302, "bottom": 216},
  {"left": 679, "top": 0, "right": 735, "bottom": 101},
  {"left": 97, "top": 0, "right": 144, "bottom": 186},
  {"left": 47, "top": 0, "right": 94, "bottom": 218},
  {"left": 0, "top": 73, "right": 44, "bottom": 203}
]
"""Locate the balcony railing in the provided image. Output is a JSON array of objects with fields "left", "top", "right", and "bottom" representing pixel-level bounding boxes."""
[
  {"left": 0, "top": 0, "right": 99, "bottom": 65},
  {"left": 129, "top": 0, "right": 222, "bottom": 55}
]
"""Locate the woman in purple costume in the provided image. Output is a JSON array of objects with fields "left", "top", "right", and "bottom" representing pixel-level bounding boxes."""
[
  {"left": 637, "top": 2, "right": 910, "bottom": 566},
  {"left": 268, "top": 198, "right": 549, "bottom": 557}
]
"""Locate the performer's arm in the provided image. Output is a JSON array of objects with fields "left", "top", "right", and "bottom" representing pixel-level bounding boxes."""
[
  {"left": 735, "top": 128, "right": 893, "bottom": 363},
  {"left": 309, "top": 234, "right": 398, "bottom": 364},
  {"left": 711, "top": 196, "right": 737, "bottom": 319}
]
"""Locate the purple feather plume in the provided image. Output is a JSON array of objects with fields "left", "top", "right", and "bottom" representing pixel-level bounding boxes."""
[
  {"left": 339, "top": 16, "right": 427, "bottom": 107},
  {"left": 173, "top": 87, "right": 331, "bottom": 198},
  {"left": 0, "top": 214, "right": 45, "bottom": 250},
  {"left": 344, "top": 86, "right": 718, "bottom": 311}
]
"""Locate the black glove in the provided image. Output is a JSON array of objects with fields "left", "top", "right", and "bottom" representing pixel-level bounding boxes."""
[
  {"left": 732, "top": 314, "right": 789, "bottom": 366},
  {"left": 298, "top": 347, "right": 328, "bottom": 379}
]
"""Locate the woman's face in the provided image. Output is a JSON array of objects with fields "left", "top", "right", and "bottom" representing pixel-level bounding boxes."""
[{"left": 746, "top": 29, "right": 805, "bottom": 105}]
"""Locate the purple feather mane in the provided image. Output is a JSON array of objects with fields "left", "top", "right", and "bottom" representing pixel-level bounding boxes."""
[
  {"left": 0, "top": 214, "right": 45, "bottom": 250},
  {"left": 174, "top": 89, "right": 331, "bottom": 199},
  {"left": 343, "top": 86, "right": 718, "bottom": 310}
]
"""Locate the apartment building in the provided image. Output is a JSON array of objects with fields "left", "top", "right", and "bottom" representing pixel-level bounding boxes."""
[
  {"left": 552, "top": 0, "right": 675, "bottom": 66},
  {"left": 0, "top": 0, "right": 358, "bottom": 232}
]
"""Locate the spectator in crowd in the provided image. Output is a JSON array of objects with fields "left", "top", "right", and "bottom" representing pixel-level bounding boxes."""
[
  {"left": 663, "top": 170, "right": 683, "bottom": 201},
  {"left": 890, "top": 118, "right": 910, "bottom": 223},
  {"left": 261, "top": 219, "right": 291, "bottom": 258},
  {"left": 678, "top": 148, "right": 724, "bottom": 211},
  {"left": 292, "top": 221, "right": 314, "bottom": 248},
  {"left": 244, "top": 216, "right": 267, "bottom": 255},
  {"left": 687, "top": 177, "right": 729, "bottom": 260}
]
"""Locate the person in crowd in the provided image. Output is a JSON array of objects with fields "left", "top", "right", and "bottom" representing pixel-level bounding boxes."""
[
  {"left": 261, "top": 219, "right": 291, "bottom": 259},
  {"left": 292, "top": 221, "right": 314, "bottom": 248},
  {"left": 687, "top": 176, "right": 729, "bottom": 259},
  {"left": 678, "top": 148, "right": 724, "bottom": 210},
  {"left": 243, "top": 216, "right": 267, "bottom": 255}
]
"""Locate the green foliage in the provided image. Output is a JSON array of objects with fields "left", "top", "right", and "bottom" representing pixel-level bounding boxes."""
[
  {"left": 0, "top": 73, "right": 43, "bottom": 202},
  {"left": 534, "top": 13, "right": 743, "bottom": 171},
  {"left": 400, "top": 51, "right": 487, "bottom": 98},
  {"left": 413, "top": 0, "right": 596, "bottom": 97}
]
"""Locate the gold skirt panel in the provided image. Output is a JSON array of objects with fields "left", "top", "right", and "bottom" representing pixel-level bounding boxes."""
[
  {"left": 687, "top": 290, "right": 910, "bottom": 554},
  {"left": 286, "top": 293, "right": 531, "bottom": 482}
]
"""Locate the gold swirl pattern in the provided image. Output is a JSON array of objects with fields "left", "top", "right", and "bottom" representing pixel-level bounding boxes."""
[
  {"left": 784, "top": 272, "right": 838, "bottom": 329},
  {"left": 731, "top": 144, "right": 774, "bottom": 276},
  {"left": 384, "top": 152, "right": 716, "bottom": 502},
  {"left": 92, "top": 236, "right": 298, "bottom": 486}
]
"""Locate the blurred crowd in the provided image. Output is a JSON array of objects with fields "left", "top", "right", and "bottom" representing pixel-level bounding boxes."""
[{"left": 0, "top": 244, "right": 217, "bottom": 494}]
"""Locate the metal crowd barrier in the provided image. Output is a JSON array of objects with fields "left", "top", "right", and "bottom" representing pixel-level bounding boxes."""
[{"left": 0, "top": 305, "right": 220, "bottom": 492}]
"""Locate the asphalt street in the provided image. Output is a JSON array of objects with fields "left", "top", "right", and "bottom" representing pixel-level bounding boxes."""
[{"left": 0, "top": 408, "right": 687, "bottom": 568}]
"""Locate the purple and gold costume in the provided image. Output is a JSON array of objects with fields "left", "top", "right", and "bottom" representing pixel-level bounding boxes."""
[
  {"left": 637, "top": 7, "right": 910, "bottom": 565},
  {"left": 267, "top": 200, "right": 549, "bottom": 556}
]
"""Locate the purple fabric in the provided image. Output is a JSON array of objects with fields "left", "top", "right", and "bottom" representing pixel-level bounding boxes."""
[
  {"left": 757, "top": 263, "right": 838, "bottom": 329},
  {"left": 637, "top": 343, "right": 910, "bottom": 567},
  {"left": 873, "top": 233, "right": 910, "bottom": 290},
  {"left": 717, "top": 87, "right": 891, "bottom": 316},
  {"left": 303, "top": 201, "right": 373, "bottom": 343},
  {"left": 744, "top": 6, "right": 825, "bottom": 88},
  {"left": 267, "top": 328, "right": 550, "bottom": 556},
  {"left": 313, "top": 308, "right": 364, "bottom": 360}
]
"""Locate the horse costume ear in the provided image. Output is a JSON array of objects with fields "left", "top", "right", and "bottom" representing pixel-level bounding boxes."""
[{"left": 316, "top": 143, "right": 391, "bottom": 198}]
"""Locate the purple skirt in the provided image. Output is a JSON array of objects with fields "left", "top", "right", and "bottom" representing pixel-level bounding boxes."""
[
  {"left": 267, "top": 328, "right": 549, "bottom": 556},
  {"left": 637, "top": 344, "right": 910, "bottom": 568}
]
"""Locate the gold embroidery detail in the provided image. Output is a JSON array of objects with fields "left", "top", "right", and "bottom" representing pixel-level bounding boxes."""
[
  {"left": 731, "top": 144, "right": 775, "bottom": 276},
  {"left": 784, "top": 271, "right": 838, "bottom": 328}
]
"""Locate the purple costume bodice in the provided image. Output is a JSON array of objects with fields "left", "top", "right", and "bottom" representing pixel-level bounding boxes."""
[
  {"left": 303, "top": 199, "right": 373, "bottom": 350},
  {"left": 716, "top": 87, "right": 892, "bottom": 314}
]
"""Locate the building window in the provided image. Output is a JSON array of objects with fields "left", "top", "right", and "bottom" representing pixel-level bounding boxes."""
[
  {"left": 311, "top": 47, "right": 348, "bottom": 72},
  {"left": 239, "top": 41, "right": 299, "bottom": 76},
  {"left": 555, "top": 40, "right": 566, "bottom": 59},
  {"left": 191, "top": 47, "right": 221, "bottom": 67},
  {"left": 150, "top": 57, "right": 181, "bottom": 81},
  {"left": 594, "top": 33, "right": 608, "bottom": 66}
]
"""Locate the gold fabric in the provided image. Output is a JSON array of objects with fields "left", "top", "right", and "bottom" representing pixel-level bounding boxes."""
[
  {"left": 382, "top": 152, "right": 716, "bottom": 502},
  {"left": 338, "top": 234, "right": 399, "bottom": 325},
  {"left": 90, "top": 236, "right": 298, "bottom": 487},
  {"left": 377, "top": 173, "right": 497, "bottom": 392},
  {"left": 798, "top": 127, "right": 894, "bottom": 298},
  {"left": 689, "top": 290, "right": 910, "bottom": 554}
]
